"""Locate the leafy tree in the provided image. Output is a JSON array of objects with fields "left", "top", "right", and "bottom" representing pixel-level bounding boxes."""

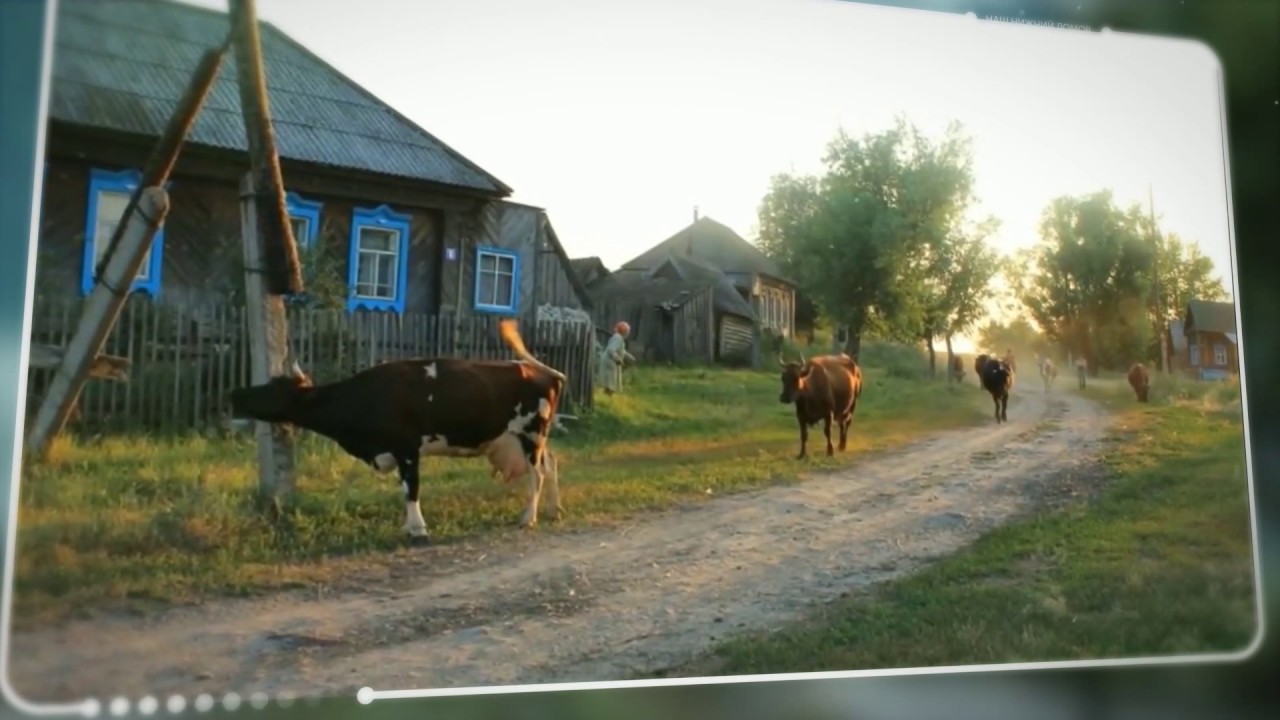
[
  {"left": 976, "top": 316, "right": 1049, "bottom": 360},
  {"left": 1014, "top": 190, "right": 1155, "bottom": 372},
  {"left": 757, "top": 117, "right": 986, "bottom": 358}
]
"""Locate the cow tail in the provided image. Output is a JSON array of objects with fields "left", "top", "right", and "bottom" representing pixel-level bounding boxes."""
[{"left": 498, "top": 319, "right": 568, "bottom": 381}]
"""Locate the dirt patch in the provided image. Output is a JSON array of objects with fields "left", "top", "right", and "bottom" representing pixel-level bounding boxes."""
[{"left": 5, "top": 388, "right": 1111, "bottom": 704}]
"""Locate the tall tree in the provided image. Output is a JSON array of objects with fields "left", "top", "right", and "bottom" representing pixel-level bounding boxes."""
[
  {"left": 757, "top": 117, "right": 985, "bottom": 357},
  {"left": 1015, "top": 190, "right": 1155, "bottom": 372}
]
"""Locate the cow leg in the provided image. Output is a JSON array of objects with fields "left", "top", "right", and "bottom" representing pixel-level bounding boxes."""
[
  {"left": 397, "top": 456, "right": 429, "bottom": 542},
  {"left": 1000, "top": 393, "right": 1009, "bottom": 422},
  {"left": 823, "top": 414, "right": 834, "bottom": 456},
  {"left": 796, "top": 420, "right": 808, "bottom": 460},
  {"left": 515, "top": 435, "right": 545, "bottom": 529},
  {"left": 539, "top": 448, "right": 565, "bottom": 521},
  {"left": 837, "top": 412, "right": 851, "bottom": 451}
]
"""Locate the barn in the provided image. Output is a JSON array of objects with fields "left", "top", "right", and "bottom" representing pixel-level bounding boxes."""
[
  {"left": 29, "top": 0, "right": 595, "bottom": 431},
  {"left": 1181, "top": 299, "right": 1239, "bottom": 380},
  {"left": 616, "top": 214, "right": 797, "bottom": 343},
  {"left": 589, "top": 253, "right": 759, "bottom": 366}
]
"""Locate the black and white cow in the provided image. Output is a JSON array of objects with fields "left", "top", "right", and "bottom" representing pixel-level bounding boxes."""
[{"left": 228, "top": 320, "right": 566, "bottom": 543}]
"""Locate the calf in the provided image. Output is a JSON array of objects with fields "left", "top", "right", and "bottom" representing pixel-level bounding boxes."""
[
  {"left": 978, "top": 355, "right": 1014, "bottom": 423},
  {"left": 1128, "top": 362, "right": 1151, "bottom": 402},
  {"left": 778, "top": 352, "right": 863, "bottom": 459},
  {"left": 228, "top": 320, "right": 567, "bottom": 542},
  {"left": 1039, "top": 357, "right": 1057, "bottom": 393}
]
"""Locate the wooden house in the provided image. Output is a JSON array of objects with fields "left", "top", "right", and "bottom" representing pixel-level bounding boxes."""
[
  {"left": 569, "top": 257, "right": 611, "bottom": 288},
  {"left": 1181, "top": 299, "right": 1239, "bottom": 380},
  {"left": 27, "top": 0, "right": 596, "bottom": 430},
  {"left": 616, "top": 214, "right": 797, "bottom": 340},
  {"left": 37, "top": 0, "right": 590, "bottom": 325},
  {"left": 589, "top": 253, "right": 758, "bottom": 365}
]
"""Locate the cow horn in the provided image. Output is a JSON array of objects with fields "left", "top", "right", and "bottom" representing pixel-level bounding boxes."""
[
  {"left": 798, "top": 352, "right": 806, "bottom": 365},
  {"left": 778, "top": 353, "right": 787, "bottom": 368},
  {"left": 289, "top": 360, "right": 304, "bottom": 378}
]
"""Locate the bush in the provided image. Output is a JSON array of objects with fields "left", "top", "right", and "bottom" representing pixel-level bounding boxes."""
[{"left": 857, "top": 340, "right": 930, "bottom": 380}]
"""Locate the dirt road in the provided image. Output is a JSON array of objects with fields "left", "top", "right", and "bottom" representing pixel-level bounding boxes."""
[{"left": 6, "top": 387, "right": 1110, "bottom": 705}]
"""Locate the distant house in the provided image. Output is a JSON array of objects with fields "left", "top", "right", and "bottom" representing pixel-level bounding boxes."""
[
  {"left": 1182, "top": 299, "right": 1239, "bottom": 380},
  {"left": 569, "top": 256, "right": 611, "bottom": 288},
  {"left": 37, "top": 0, "right": 589, "bottom": 323},
  {"left": 588, "top": 253, "right": 758, "bottom": 365},
  {"left": 616, "top": 215, "right": 797, "bottom": 340}
]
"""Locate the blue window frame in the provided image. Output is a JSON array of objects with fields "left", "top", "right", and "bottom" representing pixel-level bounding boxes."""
[
  {"left": 285, "top": 191, "right": 322, "bottom": 249},
  {"left": 473, "top": 246, "right": 520, "bottom": 315},
  {"left": 346, "top": 204, "right": 411, "bottom": 313},
  {"left": 81, "top": 167, "right": 163, "bottom": 297}
]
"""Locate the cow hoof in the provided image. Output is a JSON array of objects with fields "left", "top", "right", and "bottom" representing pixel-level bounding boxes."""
[
  {"left": 406, "top": 534, "right": 431, "bottom": 547},
  {"left": 545, "top": 505, "right": 567, "bottom": 522}
]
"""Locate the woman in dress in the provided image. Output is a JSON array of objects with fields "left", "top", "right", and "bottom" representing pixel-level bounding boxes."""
[{"left": 598, "top": 321, "right": 635, "bottom": 395}]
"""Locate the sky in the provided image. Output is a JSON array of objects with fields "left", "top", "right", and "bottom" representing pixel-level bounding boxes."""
[{"left": 177, "top": 0, "right": 1235, "bottom": 349}]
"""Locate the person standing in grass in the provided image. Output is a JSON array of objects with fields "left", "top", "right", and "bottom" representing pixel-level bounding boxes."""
[{"left": 598, "top": 321, "right": 635, "bottom": 395}]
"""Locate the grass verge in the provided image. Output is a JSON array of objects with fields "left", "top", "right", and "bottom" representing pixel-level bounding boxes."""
[
  {"left": 14, "top": 363, "right": 986, "bottom": 628},
  {"left": 669, "top": 380, "right": 1256, "bottom": 676}
]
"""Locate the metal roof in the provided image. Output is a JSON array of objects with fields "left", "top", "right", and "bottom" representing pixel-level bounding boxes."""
[{"left": 49, "top": 0, "right": 511, "bottom": 195}]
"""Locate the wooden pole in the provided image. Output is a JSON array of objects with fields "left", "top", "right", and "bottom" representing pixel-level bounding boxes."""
[
  {"left": 241, "top": 173, "right": 296, "bottom": 500},
  {"left": 229, "top": 0, "right": 302, "bottom": 502},
  {"left": 25, "top": 189, "right": 170, "bottom": 455},
  {"left": 1149, "top": 183, "right": 1169, "bottom": 374},
  {"left": 24, "top": 40, "right": 227, "bottom": 457},
  {"left": 228, "top": 0, "right": 302, "bottom": 296}
]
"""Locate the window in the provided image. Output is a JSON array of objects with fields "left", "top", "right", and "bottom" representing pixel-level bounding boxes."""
[
  {"left": 1189, "top": 343, "right": 1200, "bottom": 366},
  {"left": 473, "top": 246, "right": 520, "bottom": 315},
  {"left": 285, "top": 191, "right": 322, "bottom": 248},
  {"left": 346, "top": 204, "right": 410, "bottom": 313},
  {"left": 81, "top": 167, "right": 163, "bottom": 297},
  {"left": 1213, "top": 343, "right": 1227, "bottom": 366}
]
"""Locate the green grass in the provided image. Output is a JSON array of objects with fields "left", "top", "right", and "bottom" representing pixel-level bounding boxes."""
[
  {"left": 14, "top": 363, "right": 987, "bottom": 628},
  {"left": 672, "top": 380, "right": 1257, "bottom": 676}
]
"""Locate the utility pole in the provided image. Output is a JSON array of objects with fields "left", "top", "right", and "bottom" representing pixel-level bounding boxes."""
[
  {"left": 1149, "top": 183, "right": 1169, "bottom": 375},
  {"left": 229, "top": 0, "right": 304, "bottom": 503}
]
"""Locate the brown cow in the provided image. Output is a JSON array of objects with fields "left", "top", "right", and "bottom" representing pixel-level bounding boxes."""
[
  {"left": 229, "top": 319, "right": 567, "bottom": 543},
  {"left": 951, "top": 355, "right": 966, "bottom": 383},
  {"left": 1128, "top": 362, "right": 1151, "bottom": 402},
  {"left": 778, "top": 352, "right": 863, "bottom": 459}
]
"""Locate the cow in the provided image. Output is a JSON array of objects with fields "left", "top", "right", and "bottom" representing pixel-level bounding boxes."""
[
  {"left": 950, "top": 355, "right": 966, "bottom": 383},
  {"left": 227, "top": 319, "right": 567, "bottom": 543},
  {"left": 977, "top": 355, "right": 1014, "bottom": 423},
  {"left": 1039, "top": 356, "right": 1057, "bottom": 392},
  {"left": 777, "top": 352, "right": 863, "bottom": 459},
  {"left": 1128, "top": 362, "right": 1151, "bottom": 402},
  {"left": 974, "top": 353, "right": 991, "bottom": 387}
]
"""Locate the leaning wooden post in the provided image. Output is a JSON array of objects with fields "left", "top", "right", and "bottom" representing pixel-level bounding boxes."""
[
  {"left": 25, "top": 190, "right": 169, "bottom": 455},
  {"left": 24, "top": 39, "right": 229, "bottom": 458},
  {"left": 229, "top": 0, "right": 303, "bottom": 503},
  {"left": 240, "top": 174, "right": 296, "bottom": 500}
]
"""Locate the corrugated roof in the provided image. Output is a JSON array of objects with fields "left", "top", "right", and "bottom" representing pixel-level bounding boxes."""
[
  {"left": 618, "top": 216, "right": 791, "bottom": 284},
  {"left": 1184, "top": 299, "right": 1236, "bottom": 335},
  {"left": 49, "top": 0, "right": 511, "bottom": 195}
]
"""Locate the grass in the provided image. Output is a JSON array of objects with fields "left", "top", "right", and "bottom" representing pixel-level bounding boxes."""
[
  {"left": 13, "top": 362, "right": 987, "bottom": 628},
  {"left": 671, "top": 376, "right": 1257, "bottom": 676}
]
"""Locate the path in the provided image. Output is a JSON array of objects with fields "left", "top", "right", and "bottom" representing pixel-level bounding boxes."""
[{"left": 6, "top": 387, "right": 1110, "bottom": 705}]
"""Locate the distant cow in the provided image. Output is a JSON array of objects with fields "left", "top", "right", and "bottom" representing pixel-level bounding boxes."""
[
  {"left": 228, "top": 319, "right": 567, "bottom": 542},
  {"left": 951, "top": 355, "right": 966, "bottom": 383},
  {"left": 1128, "top": 362, "right": 1151, "bottom": 402},
  {"left": 777, "top": 352, "right": 863, "bottom": 459},
  {"left": 977, "top": 355, "right": 1014, "bottom": 423},
  {"left": 1039, "top": 357, "right": 1057, "bottom": 392}
]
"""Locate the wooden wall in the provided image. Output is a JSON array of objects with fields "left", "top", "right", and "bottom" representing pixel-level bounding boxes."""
[
  {"left": 718, "top": 314, "right": 756, "bottom": 362},
  {"left": 37, "top": 153, "right": 445, "bottom": 313}
]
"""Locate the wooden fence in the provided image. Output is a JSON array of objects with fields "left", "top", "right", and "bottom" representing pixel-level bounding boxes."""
[{"left": 25, "top": 296, "right": 595, "bottom": 435}]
